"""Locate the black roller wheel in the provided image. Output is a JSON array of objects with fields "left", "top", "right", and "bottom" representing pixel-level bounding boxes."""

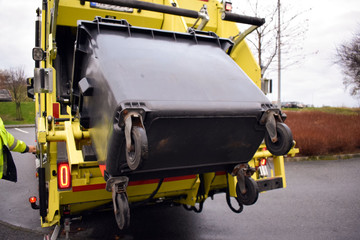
[
  {"left": 265, "top": 122, "right": 293, "bottom": 156},
  {"left": 126, "top": 126, "right": 148, "bottom": 170},
  {"left": 236, "top": 177, "right": 259, "bottom": 206},
  {"left": 113, "top": 192, "right": 130, "bottom": 230}
]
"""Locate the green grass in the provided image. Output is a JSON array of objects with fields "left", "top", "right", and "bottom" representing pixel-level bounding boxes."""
[
  {"left": 285, "top": 107, "right": 360, "bottom": 115},
  {"left": 0, "top": 102, "right": 35, "bottom": 125},
  {"left": 315, "top": 107, "right": 360, "bottom": 115}
]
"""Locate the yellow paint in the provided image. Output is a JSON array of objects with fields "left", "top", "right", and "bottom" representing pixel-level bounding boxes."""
[{"left": 35, "top": 0, "right": 298, "bottom": 228}]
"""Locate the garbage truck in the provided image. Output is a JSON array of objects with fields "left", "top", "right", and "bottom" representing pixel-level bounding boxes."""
[{"left": 28, "top": 0, "right": 299, "bottom": 231}]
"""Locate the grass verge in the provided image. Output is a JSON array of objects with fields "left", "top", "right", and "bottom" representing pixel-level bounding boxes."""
[{"left": 0, "top": 102, "right": 35, "bottom": 125}]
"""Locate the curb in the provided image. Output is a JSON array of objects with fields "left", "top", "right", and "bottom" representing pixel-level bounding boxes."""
[
  {"left": 5, "top": 124, "right": 35, "bottom": 128},
  {"left": 286, "top": 153, "right": 360, "bottom": 162}
]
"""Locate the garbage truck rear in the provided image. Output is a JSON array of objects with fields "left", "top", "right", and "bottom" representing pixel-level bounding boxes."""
[{"left": 28, "top": 0, "right": 299, "bottom": 230}]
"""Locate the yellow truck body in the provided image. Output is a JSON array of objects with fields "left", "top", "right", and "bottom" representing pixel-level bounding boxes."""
[{"left": 29, "top": 0, "right": 298, "bottom": 229}]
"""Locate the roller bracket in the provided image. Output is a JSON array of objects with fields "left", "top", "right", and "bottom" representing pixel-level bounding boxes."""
[
  {"left": 187, "top": 4, "right": 210, "bottom": 32},
  {"left": 266, "top": 112, "right": 278, "bottom": 143},
  {"left": 124, "top": 112, "right": 144, "bottom": 152},
  {"left": 232, "top": 164, "right": 256, "bottom": 195},
  {"left": 106, "top": 176, "right": 129, "bottom": 192},
  {"left": 260, "top": 109, "right": 282, "bottom": 143}
]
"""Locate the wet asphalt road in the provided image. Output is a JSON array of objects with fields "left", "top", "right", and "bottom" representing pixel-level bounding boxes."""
[{"left": 0, "top": 127, "right": 360, "bottom": 239}]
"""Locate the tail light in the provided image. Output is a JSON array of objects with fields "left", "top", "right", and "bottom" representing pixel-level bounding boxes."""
[
  {"left": 224, "top": 1, "right": 232, "bottom": 12},
  {"left": 29, "top": 196, "right": 37, "bottom": 204},
  {"left": 258, "top": 158, "right": 269, "bottom": 178},
  {"left": 260, "top": 158, "right": 267, "bottom": 166},
  {"left": 29, "top": 196, "right": 39, "bottom": 209},
  {"left": 58, "top": 162, "right": 71, "bottom": 190}
]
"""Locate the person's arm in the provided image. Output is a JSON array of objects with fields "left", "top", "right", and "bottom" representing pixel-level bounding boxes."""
[
  {"left": 28, "top": 145, "right": 36, "bottom": 153},
  {"left": 5, "top": 130, "right": 35, "bottom": 153}
]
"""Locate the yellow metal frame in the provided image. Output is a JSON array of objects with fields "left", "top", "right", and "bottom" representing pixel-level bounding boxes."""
[{"left": 35, "top": 0, "right": 298, "bottom": 228}]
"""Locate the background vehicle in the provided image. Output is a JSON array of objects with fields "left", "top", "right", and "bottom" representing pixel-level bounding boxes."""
[
  {"left": 28, "top": 0, "right": 298, "bottom": 233},
  {"left": 282, "top": 101, "right": 305, "bottom": 108},
  {"left": 0, "top": 89, "right": 12, "bottom": 102}
]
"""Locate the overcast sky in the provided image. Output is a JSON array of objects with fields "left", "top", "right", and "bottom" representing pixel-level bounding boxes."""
[{"left": 0, "top": 0, "right": 359, "bottom": 107}]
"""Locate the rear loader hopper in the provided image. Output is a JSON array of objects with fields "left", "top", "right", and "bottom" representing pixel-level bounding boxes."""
[{"left": 28, "top": 0, "right": 298, "bottom": 232}]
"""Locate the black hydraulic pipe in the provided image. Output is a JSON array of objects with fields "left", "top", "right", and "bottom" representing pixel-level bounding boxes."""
[
  {"left": 42, "top": 0, "right": 47, "bottom": 50},
  {"left": 85, "top": 0, "right": 199, "bottom": 18},
  {"left": 221, "top": 12, "right": 265, "bottom": 27},
  {"left": 38, "top": 167, "right": 47, "bottom": 221},
  {"left": 54, "top": 117, "right": 74, "bottom": 123},
  {"left": 131, "top": 179, "right": 164, "bottom": 207},
  {"left": 42, "top": 0, "right": 48, "bottom": 113},
  {"left": 35, "top": 8, "right": 41, "bottom": 68}
]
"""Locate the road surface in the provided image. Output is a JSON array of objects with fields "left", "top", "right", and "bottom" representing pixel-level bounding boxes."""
[{"left": 0, "top": 127, "right": 359, "bottom": 239}]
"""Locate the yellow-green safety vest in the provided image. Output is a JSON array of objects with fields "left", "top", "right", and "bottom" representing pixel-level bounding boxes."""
[{"left": 0, "top": 117, "right": 27, "bottom": 179}]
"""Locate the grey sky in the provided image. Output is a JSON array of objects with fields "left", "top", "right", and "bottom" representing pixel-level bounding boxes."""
[{"left": 0, "top": 0, "right": 359, "bottom": 107}]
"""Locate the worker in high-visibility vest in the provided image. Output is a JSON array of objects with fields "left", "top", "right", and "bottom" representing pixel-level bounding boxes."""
[{"left": 0, "top": 117, "right": 36, "bottom": 182}]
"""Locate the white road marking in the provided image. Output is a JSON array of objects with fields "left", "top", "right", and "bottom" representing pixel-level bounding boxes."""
[{"left": 14, "top": 128, "right": 29, "bottom": 134}]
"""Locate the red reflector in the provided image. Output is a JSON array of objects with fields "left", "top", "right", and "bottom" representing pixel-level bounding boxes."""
[
  {"left": 58, "top": 163, "right": 71, "bottom": 189},
  {"left": 53, "top": 103, "right": 60, "bottom": 119},
  {"left": 225, "top": 2, "right": 232, "bottom": 12},
  {"left": 99, "top": 164, "right": 106, "bottom": 177},
  {"left": 260, "top": 158, "right": 267, "bottom": 166},
  {"left": 29, "top": 196, "right": 37, "bottom": 204},
  {"left": 199, "top": 0, "right": 209, "bottom": 2},
  {"left": 53, "top": 103, "right": 60, "bottom": 125}
]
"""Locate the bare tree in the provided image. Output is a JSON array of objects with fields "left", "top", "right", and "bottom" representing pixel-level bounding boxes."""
[
  {"left": 335, "top": 29, "right": 360, "bottom": 97},
  {"left": 0, "top": 70, "right": 6, "bottom": 88},
  {"left": 234, "top": 0, "right": 310, "bottom": 78},
  {"left": 2, "top": 67, "right": 28, "bottom": 120}
]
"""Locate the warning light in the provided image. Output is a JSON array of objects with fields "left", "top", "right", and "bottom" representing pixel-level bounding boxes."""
[
  {"left": 29, "top": 196, "right": 39, "bottom": 209},
  {"left": 260, "top": 158, "right": 267, "bottom": 166},
  {"left": 58, "top": 162, "right": 71, "bottom": 190},
  {"left": 224, "top": 2, "right": 232, "bottom": 12},
  {"left": 29, "top": 196, "right": 37, "bottom": 204}
]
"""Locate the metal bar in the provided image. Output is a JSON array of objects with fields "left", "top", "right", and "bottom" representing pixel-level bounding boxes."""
[
  {"left": 273, "top": 155, "right": 286, "bottom": 188},
  {"left": 85, "top": 0, "right": 199, "bottom": 18},
  {"left": 253, "top": 145, "right": 299, "bottom": 159},
  {"left": 221, "top": 12, "right": 265, "bottom": 26},
  {"left": 233, "top": 25, "right": 257, "bottom": 46},
  {"left": 46, "top": 123, "right": 90, "bottom": 141},
  {"left": 51, "top": 0, "right": 60, "bottom": 38},
  {"left": 35, "top": 8, "right": 41, "bottom": 68},
  {"left": 50, "top": 225, "right": 61, "bottom": 240},
  {"left": 257, "top": 177, "right": 283, "bottom": 192},
  {"left": 277, "top": 0, "right": 281, "bottom": 108},
  {"left": 65, "top": 121, "right": 85, "bottom": 166}
]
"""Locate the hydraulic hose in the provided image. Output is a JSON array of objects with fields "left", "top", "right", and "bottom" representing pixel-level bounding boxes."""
[
  {"left": 221, "top": 12, "right": 265, "bottom": 26},
  {"left": 131, "top": 178, "right": 164, "bottom": 207}
]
